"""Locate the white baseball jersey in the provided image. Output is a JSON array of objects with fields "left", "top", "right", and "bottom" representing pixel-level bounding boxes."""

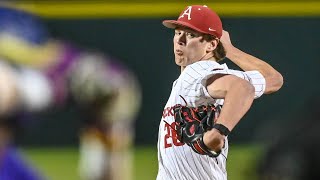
[{"left": 157, "top": 61, "right": 266, "bottom": 180}]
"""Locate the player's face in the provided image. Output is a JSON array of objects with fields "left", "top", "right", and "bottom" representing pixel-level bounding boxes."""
[{"left": 173, "top": 27, "right": 211, "bottom": 67}]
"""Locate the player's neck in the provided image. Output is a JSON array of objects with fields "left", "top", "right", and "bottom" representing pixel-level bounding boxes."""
[
  {"left": 180, "top": 53, "right": 216, "bottom": 72},
  {"left": 200, "top": 52, "right": 216, "bottom": 62},
  {"left": 181, "top": 66, "right": 186, "bottom": 72}
]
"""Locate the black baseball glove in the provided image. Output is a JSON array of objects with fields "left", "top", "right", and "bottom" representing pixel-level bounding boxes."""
[{"left": 172, "top": 104, "right": 222, "bottom": 157}]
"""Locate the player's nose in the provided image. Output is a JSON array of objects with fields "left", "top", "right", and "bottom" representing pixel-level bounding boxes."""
[{"left": 176, "top": 34, "right": 186, "bottom": 46}]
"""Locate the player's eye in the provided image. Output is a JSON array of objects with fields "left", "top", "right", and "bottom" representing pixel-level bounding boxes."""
[
  {"left": 174, "top": 30, "right": 182, "bottom": 36},
  {"left": 186, "top": 32, "right": 196, "bottom": 38}
]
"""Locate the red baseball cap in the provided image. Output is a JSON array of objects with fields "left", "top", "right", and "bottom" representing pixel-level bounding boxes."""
[{"left": 163, "top": 5, "right": 223, "bottom": 38}]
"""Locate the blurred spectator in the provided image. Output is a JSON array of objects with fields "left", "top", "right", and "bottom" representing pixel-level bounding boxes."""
[
  {"left": 0, "top": 6, "right": 141, "bottom": 180},
  {"left": 257, "top": 96, "right": 320, "bottom": 180}
]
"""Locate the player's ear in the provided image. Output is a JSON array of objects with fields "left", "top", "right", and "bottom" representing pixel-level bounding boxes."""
[{"left": 206, "top": 39, "right": 218, "bottom": 52}]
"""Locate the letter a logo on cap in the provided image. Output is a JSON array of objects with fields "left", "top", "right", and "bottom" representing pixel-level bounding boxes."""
[{"left": 179, "top": 6, "right": 192, "bottom": 20}]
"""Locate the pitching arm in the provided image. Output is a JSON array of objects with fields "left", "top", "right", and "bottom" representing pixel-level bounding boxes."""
[{"left": 220, "top": 30, "right": 283, "bottom": 94}]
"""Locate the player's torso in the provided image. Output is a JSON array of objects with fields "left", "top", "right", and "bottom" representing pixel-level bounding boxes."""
[
  {"left": 42, "top": 44, "right": 141, "bottom": 124},
  {"left": 41, "top": 43, "right": 80, "bottom": 105},
  {"left": 157, "top": 77, "right": 228, "bottom": 180},
  {"left": 42, "top": 44, "right": 128, "bottom": 105}
]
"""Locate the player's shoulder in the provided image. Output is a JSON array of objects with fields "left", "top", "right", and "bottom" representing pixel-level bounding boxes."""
[{"left": 182, "top": 61, "right": 226, "bottom": 78}]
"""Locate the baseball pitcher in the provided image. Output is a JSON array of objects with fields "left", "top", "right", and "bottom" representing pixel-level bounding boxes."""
[{"left": 157, "top": 5, "right": 283, "bottom": 180}]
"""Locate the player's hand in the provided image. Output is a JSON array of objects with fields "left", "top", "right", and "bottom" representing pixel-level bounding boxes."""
[
  {"left": 203, "top": 128, "right": 225, "bottom": 153},
  {"left": 220, "top": 30, "right": 235, "bottom": 58}
]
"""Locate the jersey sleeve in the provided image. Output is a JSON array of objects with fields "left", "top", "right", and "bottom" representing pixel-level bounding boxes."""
[
  {"left": 177, "top": 62, "right": 226, "bottom": 106},
  {"left": 200, "top": 69, "right": 266, "bottom": 99},
  {"left": 178, "top": 62, "right": 266, "bottom": 106}
]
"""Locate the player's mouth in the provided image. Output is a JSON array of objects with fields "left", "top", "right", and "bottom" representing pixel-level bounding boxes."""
[{"left": 175, "top": 49, "right": 183, "bottom": 56}]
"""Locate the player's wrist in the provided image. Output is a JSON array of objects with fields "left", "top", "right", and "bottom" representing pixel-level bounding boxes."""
[{"left": 213, "top": 123, "right": 231, "bottom": 136}]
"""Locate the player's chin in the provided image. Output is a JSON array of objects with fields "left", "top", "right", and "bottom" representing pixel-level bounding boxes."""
[{"left": 174, "top": 57, "right": 186, "bottom": 66}]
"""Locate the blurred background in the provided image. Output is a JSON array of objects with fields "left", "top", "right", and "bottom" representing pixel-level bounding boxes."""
[{"left": 0, "top": 0, "right": 319, "bottom": 180}]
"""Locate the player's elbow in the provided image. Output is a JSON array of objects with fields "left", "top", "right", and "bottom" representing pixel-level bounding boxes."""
[
  {"left": 273, "top": 72, "right": 284, "bottom": 91},
  {"left": 265, "top": 71, "right": 284, "bottom": 94}
]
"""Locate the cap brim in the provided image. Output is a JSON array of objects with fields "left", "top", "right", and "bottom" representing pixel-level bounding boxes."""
[{"left": 162, "top": 20, "right": 207, "bottom": 35}]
